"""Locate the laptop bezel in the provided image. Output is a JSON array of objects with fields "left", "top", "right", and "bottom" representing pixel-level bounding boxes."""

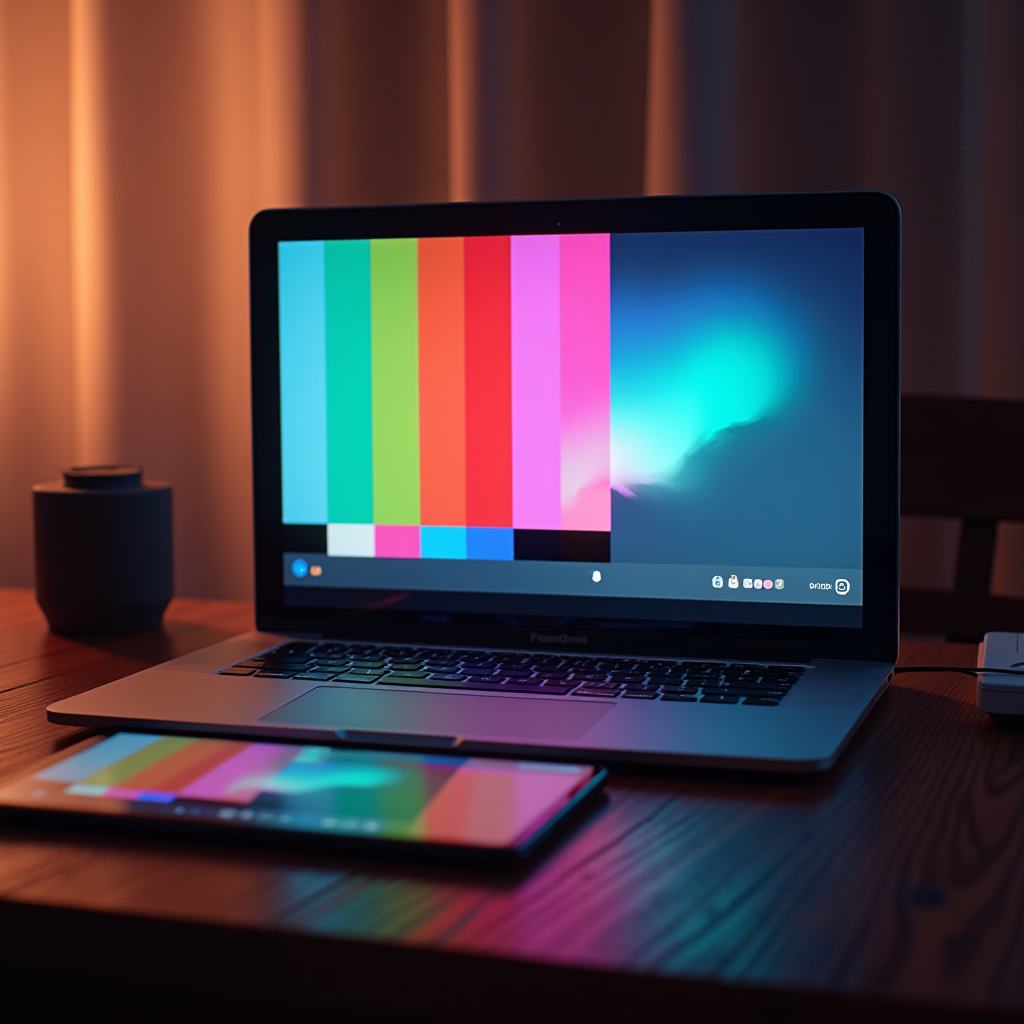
[{"left": 249, "top": 192, "right": 900, "bottom": 664}]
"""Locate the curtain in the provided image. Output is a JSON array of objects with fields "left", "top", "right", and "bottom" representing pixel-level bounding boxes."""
[{"left": 1, "top": 0, "right": 1021, "bottom": 601}]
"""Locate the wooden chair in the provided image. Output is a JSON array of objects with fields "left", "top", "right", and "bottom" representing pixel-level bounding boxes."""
[{"left": 901, "top": 394, "right": 1024, "bottom": 641}]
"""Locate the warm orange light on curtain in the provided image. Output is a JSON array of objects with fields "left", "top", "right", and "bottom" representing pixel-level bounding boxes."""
[
  {"left": 70, "top": 0, "right": 114, "bottom": 465},
  {"left": 1, "top": 0, "right": 309, "bottom": 598},
  {"left": 0, "top": 0, "right": 1021, "bottom": 601}
]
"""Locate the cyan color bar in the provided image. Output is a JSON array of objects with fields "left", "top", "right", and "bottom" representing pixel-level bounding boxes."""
[
  {"left": 37, "top": 733, "right": 163, "bottom": 783},
  {"left": 279, "top": 240, "right": 328, "bottom": 524},
  {"left": 466, "top": 527, "right": 514, "bottom": 561},
  {"left": 421, "top": 526, "right": 467, "bottom": 559}
]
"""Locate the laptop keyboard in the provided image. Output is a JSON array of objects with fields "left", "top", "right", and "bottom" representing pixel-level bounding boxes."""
[{"left": 218, "top": 642, "right": 805, "bottom": 706}]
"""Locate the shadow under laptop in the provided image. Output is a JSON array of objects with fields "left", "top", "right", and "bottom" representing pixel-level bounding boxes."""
[{"left": 603, "top": 678, "right": 973, "bottom": 802}]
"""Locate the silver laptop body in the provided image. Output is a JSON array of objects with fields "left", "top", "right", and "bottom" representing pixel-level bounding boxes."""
[{"left": 49, "top": 192, "right": 901, "bottom": 772}]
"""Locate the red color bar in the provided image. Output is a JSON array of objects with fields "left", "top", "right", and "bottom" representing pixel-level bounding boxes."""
[{"left": 464, "top": 236, "right": 513, "bottom": 527}]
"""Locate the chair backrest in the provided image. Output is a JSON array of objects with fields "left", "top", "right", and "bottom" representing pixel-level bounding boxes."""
[{"left": 901, "top": 395, "right": 1024, "bottom": 640}]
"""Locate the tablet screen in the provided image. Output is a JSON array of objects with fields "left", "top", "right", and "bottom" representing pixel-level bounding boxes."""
[{"left": 0, "top": 733, "right": 596, "bottom": 849}]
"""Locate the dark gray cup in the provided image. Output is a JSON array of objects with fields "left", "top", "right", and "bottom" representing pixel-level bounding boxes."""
[{"left": 33, "top": 465, "right": 173, "bottom": 634}]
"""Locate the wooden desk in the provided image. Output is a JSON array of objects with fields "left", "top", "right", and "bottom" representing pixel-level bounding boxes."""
[{"left": 0, "top": 586, "right": 1020, "bottom": 1023}]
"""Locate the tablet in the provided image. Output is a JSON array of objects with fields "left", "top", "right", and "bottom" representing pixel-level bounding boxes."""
[{"left": 0, "top": 733, "right": 606, "bottom": 861}]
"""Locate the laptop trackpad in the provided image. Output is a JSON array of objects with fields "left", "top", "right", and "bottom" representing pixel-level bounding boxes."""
[{"left": 260, "top": 686, "right": 611, "bottom": 741}]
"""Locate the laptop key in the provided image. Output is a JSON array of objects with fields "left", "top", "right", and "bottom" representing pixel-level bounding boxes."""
[
  {"left": 621, "top": 691, "right": 659, "bottom": 699},
  {"left": 254, "top": 670, "right": 296, "bottom": 678},
  {"left": 661, "top": 694, "right": 698, "bottom": 702},
  {"left": 276, "top": 643, "right": 315, "bottom": 655},
  {"left": 715, "top": 686, "right": 786, "bottom": 698},
  {"left": 500, "top": 682, "right": 572, "bottom": 694},
  {"left": 292, "top": 672, "right": 338, "bottom": 681},
  {"left": 384, "top": 677, "right": 573, "bottom": 695},
  {"left": 572, "top": 688, "right": 619, "bottom": 698},
  {"left": 219, "top": 667, "right": 256, "bottom": 676},
  {"left": 744, "top": 697, "right": 781, "bottom": 706},
  {"left": 333, "top": 673, "right": 383, "bottom": 684},
  {"left": 701, "top": 694, "right": 740, "bottom": 704}
]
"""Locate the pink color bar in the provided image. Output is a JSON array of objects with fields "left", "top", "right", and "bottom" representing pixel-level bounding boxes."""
[
  {"left": 178, "top": 743, "right": 297, "bottom": 806},
  {"left": 511, "top": 235, "right": 562, "bottom": 530},
  {"left": 375, "top": 524, "right": 420, "bottom": 558},
  {"left": 560, "top": 234, "right": 611, "bottom": 531}
]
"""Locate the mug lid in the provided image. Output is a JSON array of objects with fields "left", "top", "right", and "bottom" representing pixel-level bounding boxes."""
[{"left": 63, "top": 465, "right": 144, "bottom": 490}]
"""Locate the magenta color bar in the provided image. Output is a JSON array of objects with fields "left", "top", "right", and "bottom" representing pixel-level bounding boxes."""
[
  {"left": 105, "top": 787, "right": 144, "bottom": 801},
  {"left": 511, "top": 235, "right": 562, "bottom": 530},
  {"left": 178, "top": 743, "right": 298, "bottom": 806},
  {"left": 375, "top": 524, "right": 420, "bottom": 558},
  {"left": 559, "top": 234, "right": 611, "bottom": 531}
]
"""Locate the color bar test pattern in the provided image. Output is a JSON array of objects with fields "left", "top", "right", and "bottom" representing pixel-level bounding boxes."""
[{"left": 279, "top": 233, "right": 611, "bottom": 560}]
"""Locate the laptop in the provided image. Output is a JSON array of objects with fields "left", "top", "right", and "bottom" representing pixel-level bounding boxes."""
[{"left": 48, "top": 191, "right": 901, "bottom": 772}]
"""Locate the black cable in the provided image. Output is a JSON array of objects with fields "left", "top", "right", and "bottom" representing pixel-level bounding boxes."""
[{"left": 894, "top": 666, "right": 1024, "bottom": 678}]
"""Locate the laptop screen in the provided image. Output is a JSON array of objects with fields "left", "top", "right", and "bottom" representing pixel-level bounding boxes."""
[{"left": 275, "top": 225, "right": 864, "bottom": 630}]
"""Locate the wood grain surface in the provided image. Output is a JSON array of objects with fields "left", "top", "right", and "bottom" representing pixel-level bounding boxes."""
[{"left": 0, "top": 586, "right": 1021, "bottom": 1023}]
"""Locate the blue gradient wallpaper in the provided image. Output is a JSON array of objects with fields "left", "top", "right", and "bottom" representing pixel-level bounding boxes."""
[{"left": 610, "top": 228, "right": 864, "bottom": 568}]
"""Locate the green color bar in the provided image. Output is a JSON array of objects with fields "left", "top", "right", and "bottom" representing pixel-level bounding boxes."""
[
  {"left": 83, "top": 736, "right": 195, "bottom": 787},
  {"left": 325, "top": 240, "right": 373, "bottom": 522},
  {"left": 371, "top": 239, "right": 420, "bottom": 525}
]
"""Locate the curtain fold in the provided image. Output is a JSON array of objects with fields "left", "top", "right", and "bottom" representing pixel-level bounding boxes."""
[{"left": 0, "top": 0, "right": 1021, "bottom": 599}]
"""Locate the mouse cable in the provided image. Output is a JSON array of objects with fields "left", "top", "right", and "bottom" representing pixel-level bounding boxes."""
[{"left": 893, "top": 666, "right": 1024, "bottom": 678}]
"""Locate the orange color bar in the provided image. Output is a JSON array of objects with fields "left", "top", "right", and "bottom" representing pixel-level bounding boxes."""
[{"left": 418, "top": 237, "right": 467, "bottom": 526}]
